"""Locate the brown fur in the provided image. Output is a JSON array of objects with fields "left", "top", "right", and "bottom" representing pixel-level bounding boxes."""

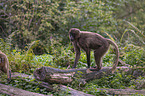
[
  {"left": 69, "top": 28, "right": 119, "bottom": 73},
  {"left": 0, "top": 51, "right": 11, "bottom": 83}
]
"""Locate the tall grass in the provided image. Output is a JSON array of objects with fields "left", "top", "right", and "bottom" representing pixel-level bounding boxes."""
[{"left": 120, "top": 21, "right": 145, "bottom": 45}]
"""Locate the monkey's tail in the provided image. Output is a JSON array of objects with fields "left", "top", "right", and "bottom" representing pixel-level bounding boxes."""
[{"left": 107, "top": 39, "right": 119, "bottom": 73}]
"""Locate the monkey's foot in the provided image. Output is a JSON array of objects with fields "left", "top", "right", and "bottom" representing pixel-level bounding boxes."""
[{"left": 90, "top": 66, "right": 101, "bottom": 71}]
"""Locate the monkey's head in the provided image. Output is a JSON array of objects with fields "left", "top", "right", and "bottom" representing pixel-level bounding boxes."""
[{"left": 69, "top": 28, "right": 80, "bottom": 41}]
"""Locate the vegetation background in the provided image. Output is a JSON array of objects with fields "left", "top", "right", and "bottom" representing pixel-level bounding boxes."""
[{"left": 0, "top": 0, "right": 144, "bottom": 95}]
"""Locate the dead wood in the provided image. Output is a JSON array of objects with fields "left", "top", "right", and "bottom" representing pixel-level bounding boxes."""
[
  {"left": 0, "top": 83, "right": 51, "bottom": 96},
  {"left": 0, "top": 72, "right": 93, "bottom": 96},
  {"left": 33, "top": 66, "right": 130, "bottom": 84},
  {"left": 58, "top": 85, "right": 94, "bottom": 96},
  {"left": 12, "top": 72, "right": 54, "bottom": 91},
  {"left": 1, "top": 71, "right": 144, "bottom": 96},
  {"left": 58, "top": 85, "right": 145, "bottom": 95},
  {"left": 0, "top": 72, "right": 54, "bottom": 92},
  {"left": 95, "top": 88, "right": 145, "bottom": 95}
]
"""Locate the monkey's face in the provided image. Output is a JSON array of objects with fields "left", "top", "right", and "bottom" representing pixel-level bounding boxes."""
[
  {"left": 69, "top": 28, "right": 80, "bottom": 42},
  {"left": 69, "top": 33, "right": 75, "bottom": 41}
]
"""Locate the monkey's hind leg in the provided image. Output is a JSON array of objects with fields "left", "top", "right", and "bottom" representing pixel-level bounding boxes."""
[
  {"left": 94, "top": 52, "right": 102, "bottom": 71},
  {"left": 94, "top": 47, "right": 108, "bottom": 71}
]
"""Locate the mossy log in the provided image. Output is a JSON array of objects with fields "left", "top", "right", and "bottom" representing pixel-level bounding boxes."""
[
  {"left": 1, "top": 68, "right": 144, "bottom": 96},
  {"left": 33, "top": 66, "right": 130, "bottom": 84}
]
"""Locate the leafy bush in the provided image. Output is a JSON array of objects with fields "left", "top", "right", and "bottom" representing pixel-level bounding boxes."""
[
  {"left": 120, "top": 44, "right": 145, "bottom": 67},
  {"left": 83, "top": 72, "right": 133, "bottom": 93},
  {"left": 1, "top": 0, "right": 118, "bottom": 51},
  {"left": 0, "top": 0, "right": 145, "bottom": 95},
  {"left": 0, "top": 76, "right": 52, "bottom": 95},
  {"left": 32, "top": 54, "right": 53, "bottom": 66},
  {"left": 9, "top": 50, "right": 34, "bottom": 73}
]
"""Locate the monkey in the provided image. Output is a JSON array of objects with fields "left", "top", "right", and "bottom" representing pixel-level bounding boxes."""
[
  {"left": 0, "top": 51, "right": 11, "bottom": 83},
  {"left": 69, "top": 28, "right": 119, "bottom": 73}
]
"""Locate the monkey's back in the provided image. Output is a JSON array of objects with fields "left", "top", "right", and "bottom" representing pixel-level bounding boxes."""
[{"left": 78, "top": 31, "right": 109, "bottom": 50}]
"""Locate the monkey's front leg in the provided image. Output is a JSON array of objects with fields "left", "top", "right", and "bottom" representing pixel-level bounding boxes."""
[
  {"left": 86, "top": 50, "right": 90, "bottom": 68},
  {"left": 73, "top": 51, "right": 81, "bottom": 68},
  {"left": 72, "top": 42, "right": 81, "bottom": 68}
]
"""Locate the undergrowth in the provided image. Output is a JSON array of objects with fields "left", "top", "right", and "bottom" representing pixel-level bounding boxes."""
[{"left": 0, "top": 37, "right": 144, "bottom": 96}]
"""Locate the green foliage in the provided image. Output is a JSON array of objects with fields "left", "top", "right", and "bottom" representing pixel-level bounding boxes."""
[
  {"left": 120, "top": 44, "right": 145, "bottom": 67},
  {"left": 83, "top": 72, "right": 134, "bottom": 95},
  {"left": 0, "top": 0, "right": 145, "bottom": 95},
  {"left": 32, "top": 54, "right": 53, "bottom": 66},
  {"left": 0, "top": 38, "right": 11, "bottom": 53},
  {"left": 0, "top": 0, "right": 118, "bottom": 50},
  {"left": 102, "top": 0, "right": 145, "bottom": 46},
  {"left": 53, "top": 45, "right": 74, "bottom": 68},
  {"left": 120, "top": 22, "right": 145, "bottom": 45},
  {"left": 1, "top": 0, "right": 63, "bottom": 50},
  {"left": 9, "top": 50, "right": 34, "bottom": 73},
  {"left": 53, "top": 84, "right": 71, "bottom": 96},
  {"left": 0, "top": 76, "right": 52, "bottom": 95},
  {"left": 59, "top": 0, "right": 116, "bottom": 41},
  {"left": 83, "top": 85, "right": 109, "bottom": 96},
  {"left": 83, "top": 73, "right": 145, "bottom": 95}
]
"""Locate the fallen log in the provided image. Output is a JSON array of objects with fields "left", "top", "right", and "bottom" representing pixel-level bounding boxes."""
[
  {"left": 0, "top": 83, "right": 51, "bottom": 96},
  {"left": 0, "top": 72, "right": 93, "bottom": 96},
  {"left": 1, "top": 72, "right": 144, "bottom": 96},
  {"left": 95, "top": 88, "right": 145, "bottom": 95},
  {"left": 58, "top": 85, "right": 94, "bottom": 96},
  {"left": 33, "top": 66, "right": 130, "bottom": 84},
  {"left": 0, "top": 72, "right": 54, "bottom": 92},
  {"left": 58, "top": 85, "right": 145, "bottom": 95},
  {"left": 12, "top": 72, "right": 54, "bottom": 91}
]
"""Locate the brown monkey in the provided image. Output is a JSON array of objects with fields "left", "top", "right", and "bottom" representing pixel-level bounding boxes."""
[
  {"left": 69, "top": 28, "right": 119, "bottom": 73},
  {"left": 0, "top": 51, "right": 11, "bottom": 83}
]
